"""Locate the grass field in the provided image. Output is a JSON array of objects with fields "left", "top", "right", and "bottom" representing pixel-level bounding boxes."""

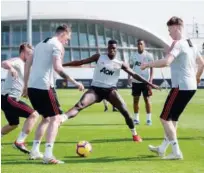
[{"left": 1, "top": 89, "right": 204, "bottom": 173}]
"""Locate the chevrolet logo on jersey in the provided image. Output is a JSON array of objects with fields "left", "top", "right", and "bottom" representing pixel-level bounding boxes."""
[
  {"left": 135, "top": 61, "right": 141, "bottom": 66},
  {"left": 100, "top": 67, "right": 114, "bottom": 76}
]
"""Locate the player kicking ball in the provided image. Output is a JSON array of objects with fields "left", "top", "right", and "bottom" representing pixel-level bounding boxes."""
[{"left": 61, "top": 40, "right": 160, "bottom": 142}]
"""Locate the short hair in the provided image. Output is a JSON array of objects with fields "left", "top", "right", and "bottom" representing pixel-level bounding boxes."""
[
  {"left": 19, "top": 42, "right": 33, "bottom": 54},
  {"left": 55, "top": 24, "right": 71, "bottom": 34},
  {"left": 137, "top": 39, "right": 145, "bottom": 43},
  {"left": 167, "top": 16, "right": 183, "bottom": 26},
  {"left": 108, "top": 40, "right": 117, "bottom": 45}
]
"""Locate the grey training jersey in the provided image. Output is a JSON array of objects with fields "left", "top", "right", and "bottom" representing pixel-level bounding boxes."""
[
  {"left": 130, "top": 50, "right": 154, "bottom": 83},
  {"left": 91, "top": 54, "right": 123, "bottom": 88},
  {"left": 169, "top": 39, "right": 200, "bottom": 90},
  {"left": 1, "top": 58, "right": 25, "bottom": 100},
  {"left": 28, "top": 37, "right": 63, "bottom": 90}
]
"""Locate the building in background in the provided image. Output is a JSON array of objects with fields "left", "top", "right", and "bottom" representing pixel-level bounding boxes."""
[
  {"left": 1, "top": 18, "right": 167, "bottom": 63},
  {"left": 1, "top": 1, "right": 204, "bottom": 88}
]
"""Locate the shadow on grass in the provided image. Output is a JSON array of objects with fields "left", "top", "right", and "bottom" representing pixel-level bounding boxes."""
[
  {"left": 63, "top": 155, "right": 161, "bottom": 163},
  {"left": 61, "top": 123, "right": 124, "bottom": 127},
  {"left": 1, "top": 159, "right": 42, "bottom": 165},
  {"left": 1, "top": 155, "right": 162, "bottom": 165},
  {"left": 2, "top": 136, "right": 204, "bottom": 147}
]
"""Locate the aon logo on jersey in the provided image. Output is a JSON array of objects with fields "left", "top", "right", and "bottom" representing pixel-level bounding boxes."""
[
  {"left": 100, "top": 67, "right": 114, "bottom": 76},
  {"left": 135, "top": 61, "right": 141, "bottom": 66}
]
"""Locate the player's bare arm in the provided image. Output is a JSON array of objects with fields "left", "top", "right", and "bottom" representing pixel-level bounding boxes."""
[
  {"left": 196, "top": 55, "right": 204, "bottom": 84},
  {"left": 149, "top": 67, "right": 154, "bottom": 82},
  {"left": 1, "top": 59, "right": 18, "bottom": 79},
  {"left": 63, "top": 54, "right": 100, "bottom": 67},
  {"left": 22, "top": 54, "right": 33, "bottom": 97},
  {"left": 141, "top": 54, "right": 175, "bottom": 70},
  {"left": 122, "top": 62, "right": 159, "bottom": 89},
  {"left": 127, "top": 64, "right": 133, "bottom": 85},
  {"left": 53, "top": 56, "right": 84, "bottom": 91}
]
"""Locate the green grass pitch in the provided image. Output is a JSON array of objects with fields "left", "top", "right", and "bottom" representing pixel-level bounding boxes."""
[{"left": 1, "top": 89, "right": 204, "bottom": 173}]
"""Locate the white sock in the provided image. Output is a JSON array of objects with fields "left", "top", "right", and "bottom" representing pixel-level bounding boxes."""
[
  {"left": 134, "top": 113, "right": 139, "bottom": 121},
  {"left": 159, "top": 136, "right": 170, "bottom": 152},
  {"left": 16, "top": 131, "right": 28, "bottom": 143},
  {"left": 146, "top": 113, "right": 152, "bottom": 121},
  {"left": 130, "top": 128, "right": 137, "bottom": 136},
  {"left": 44, "top": 143, "right": 54, "bottom": 158},
  {"left": 60, "top": 114, "right": 68, "bottom": 123},
  {"left": 31, "top": 140, "right": 41, "bottom": 152},
  {"left": 170, "top": 139, "right": 180, "bottom": 155}
]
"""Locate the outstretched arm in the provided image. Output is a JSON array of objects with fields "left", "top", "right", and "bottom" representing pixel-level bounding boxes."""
[
  {"left": 141, "top": 54, "right": 174, "bottom": 69},
  {"left": 63, "top": 54, "right": 100, "bottom": 67},
  {"left": 196, "top": 54, "right": 204, "bottom": 84},
  {"left": 122, "top": 62, "right": 159, "bottom": 89},
  {"left": 53, "top": 56, "right": 84, "bottom": 91}
]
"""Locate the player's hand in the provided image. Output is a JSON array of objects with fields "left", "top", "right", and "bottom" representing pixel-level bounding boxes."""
[
  {"left": 150, "top": 84, "right": 161, "bottom": 90},
  {"left": 10, "top": 67, "right": 18, "bottom": 79},
  {"left": 140, "top": 63, "right": 149, "bottom": 70},
  {"left": 196, "top": 78, "right": 201, "bottom": 85},
  {"left": 128, "top": 78, "right": 132, "bottom": 86},
  {"left": 76, "top": 82, "right": 84, "bottom": 91},
  {"left": 22, "top": 86, "right": 28, "bottom": 98}
]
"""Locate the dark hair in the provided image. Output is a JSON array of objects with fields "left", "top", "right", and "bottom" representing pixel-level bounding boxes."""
[
  {"left": 137, "top": 39, "right": 145, "bottom": 43},
  {"left": 55, "top": 24, "right": 71, "bottom": 34},
  {"left": 108, "top": 40, "right": 117, "bottom": 45},
  {"left": 19, "top": 42, "right": 33, "bottom": 54},
  {"left": 167, "top": 16, "right": 183, "bottom": 26}
]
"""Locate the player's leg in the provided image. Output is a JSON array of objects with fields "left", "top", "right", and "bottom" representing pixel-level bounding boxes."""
[
  {"left": 143, "top": 96, "right": 152, "bottom": 125},
  {"left": 1, "top": 124, "right": 18, "bottom": 136},
  {"left": 30, "top": 117, "right": 50, "bottom": 160},
  {"left": 162, "top": 90, "right": 196, "bottom": 160},
  {"left": 43, "top": 88, "right": 66, "bottom": 164},
  {"left": 5, "top": 96, "right": 38, "bottom": 153},
  {"left": 13, "top": 100, "right": 39, "bottom": 144},
  {"left": 103, "top": 99, "right": 108, "bottom": 112},
  {"left": 28, "top": 88, "right": 56, "bottom": 162},
  {"left": 107, "top": 89, "right": 142, "bottom": 142},
  {"left": 1, "top": 95, "right": 18, "bottom": 138},
  {"left": 148, "top": 88, "right": 177, "bottom": 156},
  {"left": 132, "top": 83, "right": 142, "bottom": 124},
  {"left": 61, "top": 89, "right": 101, "bottom": 123},
  {"left": 143, "top": 84, "right": 152, "bottom": 125},
  {"left": 112, "top": 106, "right": 118, "bottom": 112}
]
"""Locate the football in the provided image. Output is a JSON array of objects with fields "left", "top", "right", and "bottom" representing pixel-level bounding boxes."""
[{"left": 76, "top": 141, "right": 92, "bottom": 157}]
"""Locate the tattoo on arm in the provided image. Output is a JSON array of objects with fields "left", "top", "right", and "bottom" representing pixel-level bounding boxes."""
[{"left": 59, "top": 71, "right": 68, "bottom": 79}]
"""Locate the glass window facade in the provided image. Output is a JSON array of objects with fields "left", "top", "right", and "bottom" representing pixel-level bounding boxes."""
[
  {"left": 32, "top": 24, "right": 40, "bottom": 45},
  {"left": 2, "top": 25, "right": 10, "bottom": 46},
  {"left": 64, "top": 49, "right": 71, "bottom": 62},
  {"left": 79, "top": 23, "right": 88, "bottom": 47},
  {"left": 1, "top": 20, "right": 165, "bottom": 64},
  {"left": 70, "top": 23, "right": 79, "bottom": 47},
  {"left": 88, "top": 24, "right": 96, "bottom": 47},
  {"left": 12, "top": 24, "right": 21, "bottom": 46},
  {"left": 97, "top": 24, "right": 106, "bottom": 47},
  {"left": 42, "top": 23, "right": 51, "bottom": 40}
]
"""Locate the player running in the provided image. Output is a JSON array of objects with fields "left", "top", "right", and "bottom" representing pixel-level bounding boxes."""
[
  {"left": 1, "top": 43, "right": 39, "bottom": 154},
  {"left": 61, "top": 40, "right": 160, "bottom": 142},
  {"left": 141, "top": 16, "right": 204, "bottom": 160},
  {"left": 24, "top": 25, "right": 84, "bottom": 164}
]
